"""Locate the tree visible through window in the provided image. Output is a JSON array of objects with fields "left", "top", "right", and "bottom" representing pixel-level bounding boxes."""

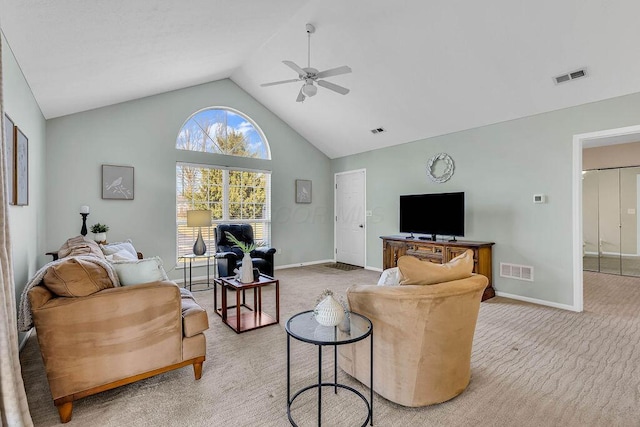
[
  {"left": 176, "top": 108, "right": 270, "bottom": 159},
  {"left": 176, "top": 108, "right": 271, "bottom": 260}
]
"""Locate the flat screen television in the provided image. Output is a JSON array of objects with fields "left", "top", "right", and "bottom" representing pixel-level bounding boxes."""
[{"left": 399, "top": 192, "right": 464, "bottom": 240}]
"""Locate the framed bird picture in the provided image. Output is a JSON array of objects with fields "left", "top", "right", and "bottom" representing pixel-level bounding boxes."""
[
  {"left": 102, "top": 165, "right": 134, "bottom": 200},
  {"left": 295, "top": 179, "right": 311, "bottom": 204}
]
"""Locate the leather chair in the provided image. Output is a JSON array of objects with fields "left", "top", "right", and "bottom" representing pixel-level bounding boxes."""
[
  {"left": 214, "top": 224, "right": 276, "bottom": 277},
  {"left": 338, "top": 274, "right": 487, "bottom": 407}
]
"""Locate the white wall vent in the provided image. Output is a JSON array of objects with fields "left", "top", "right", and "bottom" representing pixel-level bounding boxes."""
[
  {"left": 500, "top": 262, "right": 534, "bottom": 282},
  {"left": 370, "top": 127, "right": 385, "bottom": 134},
  {"left": 554, "top": 68, "right": 588, "bottom": 85}
]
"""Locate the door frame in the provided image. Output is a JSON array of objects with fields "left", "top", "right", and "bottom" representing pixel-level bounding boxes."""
[
  {"left": 334, "top": 169, "right": 367, "bottom": 266},
  {"left": 573, "top": 124, "right": 640, "bottom": 312}
]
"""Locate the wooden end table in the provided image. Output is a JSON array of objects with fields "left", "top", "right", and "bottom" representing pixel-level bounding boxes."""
[{"left": 214, "top": 274, "right": 279, "bottom": 333}]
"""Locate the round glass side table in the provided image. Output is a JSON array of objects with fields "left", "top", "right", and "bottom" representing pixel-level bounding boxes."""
[{"left": 286, "top": 310, "right": 373, "bottom": 427}]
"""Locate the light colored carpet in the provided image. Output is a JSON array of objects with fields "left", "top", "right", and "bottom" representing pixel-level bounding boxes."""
[{"left": 20, "top": 267, "right": 640, "bottom": 426}]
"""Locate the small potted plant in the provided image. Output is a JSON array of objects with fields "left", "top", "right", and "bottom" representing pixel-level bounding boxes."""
[
  {"left": 313, "top": 289, "right": 346, "bottom": 327},
  {"left": 90, "top": 223, "right": 109, "bottom": 244},
  {"left": 225, "top": 231, "right": 256, "bottom": 283}
]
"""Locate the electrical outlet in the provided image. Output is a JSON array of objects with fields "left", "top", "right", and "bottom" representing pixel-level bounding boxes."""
[{"left": 277, "top": 248, "right": 283, "bottom": 255}]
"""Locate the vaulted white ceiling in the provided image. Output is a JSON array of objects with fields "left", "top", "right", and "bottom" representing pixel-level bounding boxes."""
[{"left": 2, "top": 0, "right": 640, "bottom": 158}]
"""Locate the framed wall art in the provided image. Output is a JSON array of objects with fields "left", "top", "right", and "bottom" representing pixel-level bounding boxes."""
[
  {"left": 295, "top": 179, "right": 312, "bottom": 204},
  {"left": 102, "top": 165, "right": 134, "bottom": 200},
  {"left": 15, "top": 127, "right": 28, "bottom": 206},
  {"left": 3, "top": 114, "right": 15, "bottom": 205}
]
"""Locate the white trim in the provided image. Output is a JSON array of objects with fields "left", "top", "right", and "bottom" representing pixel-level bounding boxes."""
[
  {"left": 365, "top": 266, "right": 383, "bottom": 272},
  {"left": 19, "top": 328, "right": 32, "bottom": 352},
  {"left": 573, "top": 124, "right": 640, "bottom": 313},
  {"left": 495, "top": 291, "right": 579, "bottom": 312},
  {"left": 275, "top": 259, "right": 335, "bottom": 270},
  {"left": 334, "top": 169, "right": 367, "bottom": 268}
]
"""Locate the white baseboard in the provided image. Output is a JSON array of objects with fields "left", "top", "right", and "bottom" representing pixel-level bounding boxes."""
[
  {"left": 365, "top": 266, "right": 383, "bottom": 272},
  {"left": 275, "top": 259, "right": 335, "bottom": 270},
  {"left": 495, "top": 291, "right": 579, "bottom": 312},
  {"left": 19, "top": 328, "right": 32, "bottom": 352}
]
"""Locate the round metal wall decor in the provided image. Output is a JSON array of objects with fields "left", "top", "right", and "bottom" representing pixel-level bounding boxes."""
[{"left": 426, "top": 153, "right": 455, "bottom": 183}]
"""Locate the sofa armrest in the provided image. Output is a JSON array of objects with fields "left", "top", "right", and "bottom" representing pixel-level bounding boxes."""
[
  {"left": 30, "top": 281, "right": 184, "bottom": 400},
  {"left": 215, "top": 251, "right": 239, "bottom": 262},
  {"left": 252, "top": 247, "right": 276, "bottom": 257}
]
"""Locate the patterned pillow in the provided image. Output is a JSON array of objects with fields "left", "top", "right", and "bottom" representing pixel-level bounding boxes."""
[{"left": 100, "top": 239, "right": 138, "bottom": 259}]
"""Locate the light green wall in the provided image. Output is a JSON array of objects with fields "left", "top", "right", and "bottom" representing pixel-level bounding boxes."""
[
  {"left": 2, "top": 35, "right": 47, "bottom": 342},
  {"left": 45, "top": 79, "right": 333, "bottom": 280},
  {"left": 332, "top": 91, "right": 640, "bottom": 307}
]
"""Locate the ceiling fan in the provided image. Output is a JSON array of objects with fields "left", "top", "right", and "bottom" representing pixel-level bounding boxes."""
[{"left": 261, "top": 23, "right": 352, "bottom": 102}]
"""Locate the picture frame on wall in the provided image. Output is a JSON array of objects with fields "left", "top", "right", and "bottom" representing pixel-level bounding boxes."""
[
  {"left": 15, "top": 127, "right": 28, "bottom": 206},
  {"left": 295, "top": 179, "right": 312, "bottom": 204},
  {"left": 3, "top": 114, "right": 15, "bottom": 205},
  {"left": 102, "top": 165, "right": 134, "bottom": 200}
]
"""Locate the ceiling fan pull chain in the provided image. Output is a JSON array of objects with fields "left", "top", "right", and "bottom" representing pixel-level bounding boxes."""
[{"left": 307, "top": 31, "right": 311, "bottom": 69}]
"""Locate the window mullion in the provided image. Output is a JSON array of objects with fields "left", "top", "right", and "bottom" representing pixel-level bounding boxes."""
[{"left": 222, "top": 169, "right": 229, "bottom": 221}]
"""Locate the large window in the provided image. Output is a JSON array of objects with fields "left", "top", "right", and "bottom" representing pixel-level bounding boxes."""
[
  {"left": 176, "top": 164, "right": 271, "bottom": 258},
  {"left": 175, "top": 107, "right": 271, "bottom": 260},
  {"left": 176, "top": 107, "right": 270, "bottom": 159}
]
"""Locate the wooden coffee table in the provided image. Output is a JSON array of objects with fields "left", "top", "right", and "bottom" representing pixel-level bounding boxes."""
[{"left": 213, "top": 274, "right": 279, "bottom": 333}]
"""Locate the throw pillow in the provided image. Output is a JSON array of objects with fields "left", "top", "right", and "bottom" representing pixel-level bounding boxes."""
[
  {"left": 105, "top": 249, "right": 138, "bottom": 261},
  {"left": 100, "top": 239, "right": 138, "bottom": 259},
  {"left": 377, "top": 267, "right": 400, "bottom": 286},
  {"left": 43, "top": 258, "right": 114, "bottom": 297},
  {"left": 398, "top": 249, "right": 474, "bottom": 285},
  {"left": 57, "top": 236, "right": 105, "bottom": 260},
  {"left": 110, "top": 256, "right": 169, "bottom": 286}
]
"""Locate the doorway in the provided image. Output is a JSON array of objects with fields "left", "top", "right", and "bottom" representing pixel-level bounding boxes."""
[
  {"left": 334, "top": 169, "right": 366, "bottom": 267},
  {"left": 573, "top": 124, "right": 640, "bottom": 312},
  {"left": 583, "top": 166, "right": 640, "bottom": 276}
]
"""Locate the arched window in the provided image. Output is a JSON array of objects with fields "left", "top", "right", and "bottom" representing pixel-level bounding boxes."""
[
  {"left": 176, "top": 107, "right": 270, "bottom": 159},
  {"left": 176, "top": 108, "right": 271, "bottom": 262}
]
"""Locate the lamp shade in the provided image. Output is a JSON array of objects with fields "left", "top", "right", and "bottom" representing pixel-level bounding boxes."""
[{"left": 187, "top": 210, "right": 212, "bottom": 227}]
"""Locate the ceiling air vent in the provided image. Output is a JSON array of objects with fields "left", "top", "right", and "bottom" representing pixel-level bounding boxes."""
[
  {"left": 554, "top": 68, "right": 588, "bottom": 85},
  {"left": 370, "top": 127, "right": 385, "bottom": 134}
]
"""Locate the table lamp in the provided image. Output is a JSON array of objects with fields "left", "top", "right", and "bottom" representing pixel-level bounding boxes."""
[{"left": 187, "top": 210, "right": 212, "bottom": 256}]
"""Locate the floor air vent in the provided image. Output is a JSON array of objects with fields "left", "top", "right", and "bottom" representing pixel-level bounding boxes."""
[
  {"left": 554, "top": 68, "right": 587, "bottom": 85},
  {"left": 500, "top": 262, "right": 534, "bottom": 281}
]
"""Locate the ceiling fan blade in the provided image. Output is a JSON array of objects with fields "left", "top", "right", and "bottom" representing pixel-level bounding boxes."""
[
  {"left": 316, "top": 65, "right": 352, "bottom": 79},
  {"left": 317, "top": 80, "right": 350, "bottom": 95},
  {"left": 261, "top": 78, "right": 300, "bottom": 87},
  {"left": 283, "top": 60, "right": 306, "bottom": 77},
  {"left": 296, "top": 86, "right": 306, "bottom": 103}
]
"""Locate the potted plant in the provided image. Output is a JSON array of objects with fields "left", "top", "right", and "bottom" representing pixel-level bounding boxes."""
[
  {"left": 225, "top": 231, "right": 256, "bottom": 283},
  {"left": 90, "top": 223, "right": 109, "bottom": 244}
]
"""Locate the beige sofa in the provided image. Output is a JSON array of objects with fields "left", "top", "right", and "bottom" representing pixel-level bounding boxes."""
[
  {"left": 338, "top": 274, "right": 487, "bottom": 407},
  {"left": 29, "top": 278, "right": 208, "bottom": 423}
]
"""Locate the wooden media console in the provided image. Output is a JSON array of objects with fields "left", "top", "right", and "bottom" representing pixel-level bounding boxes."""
[{"left": 381, "top": 235, "right": 495, "bottom": 301}]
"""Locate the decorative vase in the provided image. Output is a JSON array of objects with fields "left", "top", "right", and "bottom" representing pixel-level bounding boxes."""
[
  {"left": 314, "top": 295, "right": 345, "bottom": 327},
  {"left": 240, "top": 253, "right": 255, "bottom": 283},
  {"left": 93, "top": 232, "right": 107, "bottom": 244}
]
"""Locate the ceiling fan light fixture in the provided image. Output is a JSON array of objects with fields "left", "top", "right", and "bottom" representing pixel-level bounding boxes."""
[{"left": 302, "top": 83, "right": 317, "bottom": 97}]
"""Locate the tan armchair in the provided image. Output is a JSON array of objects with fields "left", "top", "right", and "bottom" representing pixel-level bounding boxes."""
[
  {"left": 29, "top": 280, "right": 208, "bottom": 423},
  {"left": 338, "top": 274, "right": 487, "bottom": 407}
]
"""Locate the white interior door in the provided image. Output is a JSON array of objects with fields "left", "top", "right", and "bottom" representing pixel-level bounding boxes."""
[{"left": 335, "top": 169, "right": 366, "bottom": 266}]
